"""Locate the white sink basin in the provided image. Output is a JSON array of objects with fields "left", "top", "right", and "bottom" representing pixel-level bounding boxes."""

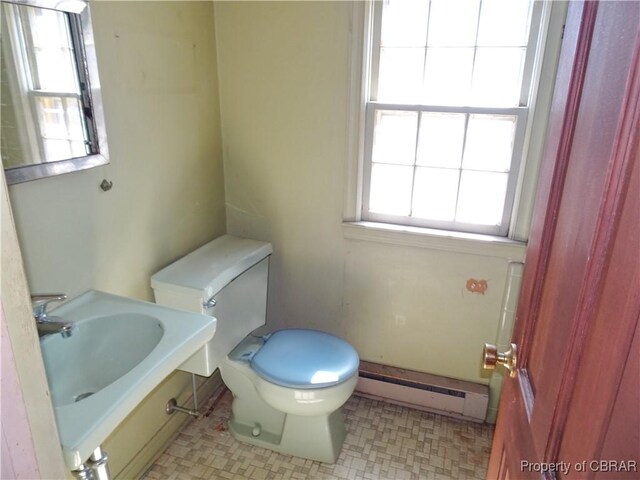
[{"left": 40, "top": 290, "right": 216, "bottom": 470}]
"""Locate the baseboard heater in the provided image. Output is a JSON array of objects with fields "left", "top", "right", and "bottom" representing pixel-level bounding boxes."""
[{"left": 356, "top": 361, "right": 489, "bottom": 423}]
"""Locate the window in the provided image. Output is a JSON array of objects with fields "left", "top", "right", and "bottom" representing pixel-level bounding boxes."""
[{"left": 362, "top": 0, "right": 545, "bottom": 236}]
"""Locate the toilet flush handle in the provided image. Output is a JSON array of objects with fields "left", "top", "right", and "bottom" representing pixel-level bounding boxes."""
[{"left": 203, "top": 297, "right": 217, "bottom": 309}]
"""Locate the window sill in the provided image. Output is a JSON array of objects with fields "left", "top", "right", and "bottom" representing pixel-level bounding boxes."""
[{"left": 342, "top": 221, "right": 527, "bottom": 262}]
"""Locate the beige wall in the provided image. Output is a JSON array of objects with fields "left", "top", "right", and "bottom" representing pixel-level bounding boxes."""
[
  {"left": 214, "top": 1, "right": 544, "bottom": 422},
  {"left": 215, "top": 0, "right": 354, "bottom": 328},
  {"left": 5, "top": 1, "right": 225, "bottom": 475}
]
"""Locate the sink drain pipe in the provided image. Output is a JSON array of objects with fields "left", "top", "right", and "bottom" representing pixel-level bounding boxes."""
[
  {"left": 71, "top": 446, "right": 110, "bottom": 480},
  {"left": 165, "top": 373, "right": 200, "bottom": 418}
]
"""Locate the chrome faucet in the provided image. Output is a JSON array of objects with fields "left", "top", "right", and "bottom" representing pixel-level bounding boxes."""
[{"left": 31, "top": 293, "right": 73, "bottom": 338}]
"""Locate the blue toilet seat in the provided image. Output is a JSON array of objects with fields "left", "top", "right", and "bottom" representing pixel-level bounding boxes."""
[{"left": 250, "top": 329, "right": 359, "bottom": 389}]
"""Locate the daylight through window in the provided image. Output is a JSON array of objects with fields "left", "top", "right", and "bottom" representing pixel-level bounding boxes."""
[{"left": 363, "top": 0, "right": 543, "bottom": 236}]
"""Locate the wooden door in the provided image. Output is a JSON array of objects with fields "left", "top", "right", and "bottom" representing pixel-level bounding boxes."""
[{"left": 487, "top": 1, "right": 640, "bottom": 479}]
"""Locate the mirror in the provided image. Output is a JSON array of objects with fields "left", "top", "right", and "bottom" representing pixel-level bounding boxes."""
[{"left": 1, "top": 0, "right": 109, "bottom": 185}]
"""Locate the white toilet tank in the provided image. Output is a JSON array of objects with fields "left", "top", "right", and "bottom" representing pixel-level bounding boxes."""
[{"left": 151, "top": 234, "right": 273, "bottom": 377}]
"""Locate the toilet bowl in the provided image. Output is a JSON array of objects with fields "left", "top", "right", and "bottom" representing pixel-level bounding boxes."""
[
  {"left": 220, "top": 328, "right": 359, "bottom": 463},
  {"left": 151, "top": 235, "right": 359, "bottom": 463}
]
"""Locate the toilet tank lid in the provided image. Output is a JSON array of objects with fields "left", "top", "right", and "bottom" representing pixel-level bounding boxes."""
[{"left": 151, "top": 235, "right": 272, "bottom": 297}]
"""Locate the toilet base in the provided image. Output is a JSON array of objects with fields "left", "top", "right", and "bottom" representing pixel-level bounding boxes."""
[{"left": 228, "top": 408, "right": 346, "bottom": 464}]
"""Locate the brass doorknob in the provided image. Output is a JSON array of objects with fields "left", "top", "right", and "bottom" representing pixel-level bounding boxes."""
[{"left": 483, "top": 343, "right": 518, "bottom": 378}]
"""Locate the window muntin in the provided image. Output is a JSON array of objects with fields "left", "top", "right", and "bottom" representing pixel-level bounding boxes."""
[{"left": 363, "top": 0, "right": 542, "bottom": 236}]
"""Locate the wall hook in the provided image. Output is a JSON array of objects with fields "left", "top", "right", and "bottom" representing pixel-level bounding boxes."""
[{"left": 100, "top": 179, "right": 113, "bottom": 192}]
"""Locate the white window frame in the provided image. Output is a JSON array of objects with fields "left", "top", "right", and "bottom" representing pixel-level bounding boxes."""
[
  {"left": 362, "top": 104, "right": 529, "bottom": 236},
  {"left": 344, "top": 0, "right": 568, "bottom": 246}
]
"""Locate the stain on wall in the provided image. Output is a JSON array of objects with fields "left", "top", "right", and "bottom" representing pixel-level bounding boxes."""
[{"left": 466, "top": 278, "right": 488, "bottom": 295}]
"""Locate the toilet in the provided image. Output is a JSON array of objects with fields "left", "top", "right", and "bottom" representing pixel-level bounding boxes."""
[{"left": 151, "top": 234, "right": 359, "bottom": 463}]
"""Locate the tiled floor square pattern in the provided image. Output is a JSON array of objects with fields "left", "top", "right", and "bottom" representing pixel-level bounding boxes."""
[{"left": 144, "top": 391, "right": 493, "bottom": 480}]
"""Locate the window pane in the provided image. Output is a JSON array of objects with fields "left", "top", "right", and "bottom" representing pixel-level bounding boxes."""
[
  {"left": 64, "top": 97, "right": 85, "bottom": 138},
  {"left": 34, "top": 48, "right": 79, "bottom": 92},
  {"left": 25, "top": 8, "right": 79, "bottom": 93},
  {"left": 462, "top": 114, "right": 516, "bottom": 172},
  {"left": 423, "top": 48, "right": 474, "bottom": 105},
  {"left": 44, "top": 138, "right": 86, "bottom": 161},
  {"left": 70, "top": 140, "right": 87, "bottom": 158},
  {"left": 35, "top": 96, "right": 88, "bottom": 161},
  {"left": 412, "top": 167, "right": 459, "bottom": 221},
  {"left": 381, "top": 0, "right": 429, "bottom": 47},
  {"left": 35, "top": 97, "right": 66, "bottom": 138},
  {"left": 35, "top": 96, "right": 84, "bottom": 138},
  {"left": 372, "top": 110, "right": 418, "bottom": 166},
  {"left": 43, "top": 139, "right": 72, "bottom": 162},
  {"left": 477, "top": 0, "right": 532, "bottom": 47},
  {"left": 377, "top": 47, "right": 425, "bottom": 102},
  {"left": 369, "top": 164, "right": 413, "bottom": 215},
  {"left": 417, "top": 112, "right": 465, "bottom": 168},
  {"left": 456, "top": 171, "right": 508, "bottom": 225},
  {"left": 427, "top": 0, "right": 480, "bottom": 47},
  {"left": 28, "top": 8, "right": 71, "bottom": 48},
  {"left": 471, "top": 47, "right": 525, "bottom": 106}
]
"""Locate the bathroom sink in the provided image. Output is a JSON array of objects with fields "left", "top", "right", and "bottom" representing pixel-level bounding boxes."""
[
  {"left": 41, "top": 313, "right": 165, "bottom": 406},
  {"left": 39, "top": 290, "right": 216, "bottom": 470}
]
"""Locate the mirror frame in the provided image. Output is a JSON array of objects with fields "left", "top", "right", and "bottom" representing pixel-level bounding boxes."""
[{"left": 2, "top": 0, "right": 109, "bottom": 185}]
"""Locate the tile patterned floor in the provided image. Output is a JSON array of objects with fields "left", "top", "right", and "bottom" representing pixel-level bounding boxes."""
[{"left": 144, "top": 391, "right": 493, "bottom": 480}]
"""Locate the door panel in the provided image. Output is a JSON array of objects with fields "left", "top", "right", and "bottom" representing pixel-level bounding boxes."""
[
  {"left": 593, "top": 320, "right": 640, "bottom": 480},
  {"left": 488, "top": 1, "right": 640, "bottom": 478},
  {"left": 528, "top": 1, "right": 639, "bottom": 457},
  {"left": 558, "top": 96, "right": 640, "bottom": 477}
]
